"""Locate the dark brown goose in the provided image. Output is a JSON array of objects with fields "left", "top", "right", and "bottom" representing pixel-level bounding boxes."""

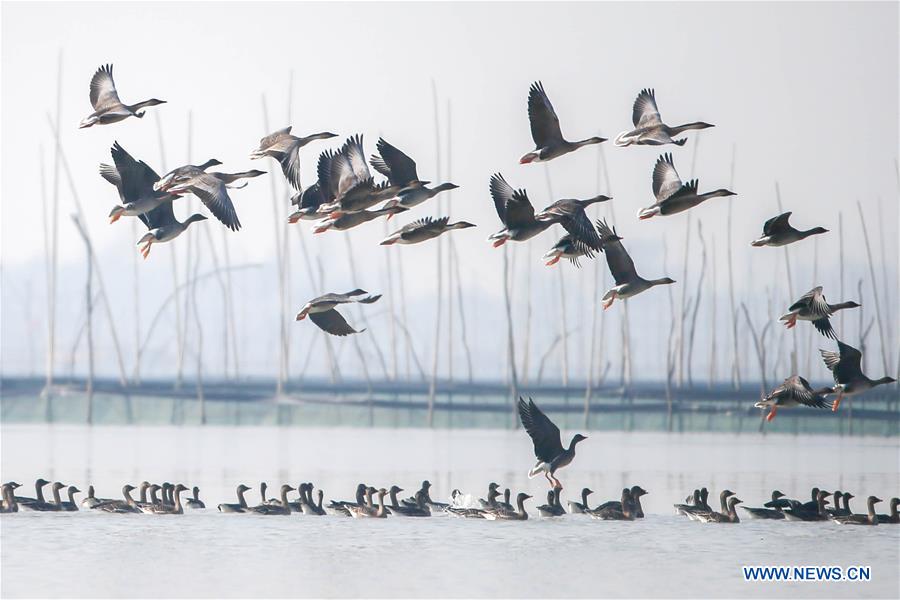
[
  {"left": 487, "top": 173, "right": 553, "bottom": 246},
  {"left": 779, "top": 286, "right": 860, "bottom": 339},
  {"left": 754, "top": 375, "right": 834, "bottom": 421},
  {"left": 638, "top": 153, "right": 735, "bottom": 219},
  {"left": 370, "top": 137, "right": 457, "bottom": 215},
  {"left": 820, "top": 341, "right": 896, "bottom": 411},
  {"left": 135, "top": 198, "right": 207, "bottom": 259},
  {"left": 518, "top": 397, "right": 587, "bottom": 489},
  {"left": 295, "top": 290, "right": 382, "bottom": 336},
  {"left": 595, "top": 219, "right": 674, "bottom": 310},
  {"left": 534, "top": 194, "right": 611, "bottom": 252},
  {"left": 380, "top": 216, "right": 475, "bottom": 245},
  {"left": 520, "top": 81, "right": 605, "bottom": 163},
  {"left": 312, "top": 205, "right": 405, "bottom": 233},
  {"left": 101, "top": 142, "right": 182, "bottom": 223},
  {"left": 751, "top": 212, "right": 828, "bottom": 247}
]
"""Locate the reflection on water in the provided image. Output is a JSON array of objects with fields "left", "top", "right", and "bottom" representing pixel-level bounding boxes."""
[{"left": 2, "top": 425, "right": 898, "bottom": 598}]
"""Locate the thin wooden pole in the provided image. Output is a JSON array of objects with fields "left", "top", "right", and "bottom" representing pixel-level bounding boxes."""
[
  {"left": 72, "top": 216, "right": 94, "bottom": 424},
  {"left": 179, "top": 111, "right": 195, "bottom": 390},
  {"left": 190, "top": 245, "right": 205, "bottom": 424},
  {"left": 727, "top": 145, "right": 741, "bottom": 389},
  {"left": 687, "top": 221, "right": 707, "bottom": 387},
  {"left": 875, "top": 198, "right": 892, "bottom": 371},
  {"left": 383, "top": 221, "right": 399, "bottom": 381},
  {"left": 446, "top": 98, "right": 455, "bottom": 385},
  {"left": 543, "top": 166, "right": 568, "bottom": 386},
  {"left": 396, "top": 248, "right": 413, "bottom": 381},
  {"left": 839, "top": 212, "right": 845, "bottom": 334},
  {"left": 856, "top": 201, "right": 890, "bottom": 374},
  {"left": 342, "top": 234, "right": 388, "bottom": 380},
  {"left": 451, "top": 240, "right": 474, "bottom": 382},
  {"left": 708, "top": 234, "right": 717, "bottom": 388},
  {"left": 427, "top": 81, "right": 444, "bottom": 425},
  {"left": 583, "top": 235, "right": 600, "bottom": 427},
  {"left": 775, "top": 183, "right": 798, "bottom": 373},
  {"left": 805, "top": 235, "right": 819, "bottom": 375},
  {"left": 503, "top": 245, "right": 520, "bottom": 428},
  {"left": 521, "top": 242, "right": 533, "bottom": 384},
  {"left": 46, "top": 51, "right": 63, "bottom": 393},
  {"left": 131, "top": 219, "right": 141, "bottom": 383},
  {"left": 40, "top": 146, "right": 52, "bottom": 397}
]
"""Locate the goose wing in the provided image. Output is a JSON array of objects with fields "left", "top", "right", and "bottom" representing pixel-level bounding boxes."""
[
  {"left": 316, "top": 149, "right": 338, "bottom": 202},
  {"left": 139, "top": 199, "right": 176, "bottom": 230},
  {"left": 652, "top": 153, "right": 683, "bottom": 202},
  {"left": 99, "top": 164, "right": 123, "bottom": 197},
  {"left": 342, "top": 134, "right": 371, "bottom": 180},
  {"left": 185, "top": 173, "right": 241, "bottom": 231},
  {"left": 763, "top": 212, "right": 793, "bottom": 236},
  {"left": 110, "top": 142, "right": 160, "bottom": 203},
  {"left": 406, "top": 216, "right": 448, "bottom": 234},
  {"left": 555, "top": 202, "right": 602, "bottom": 251},
  {"left": 595, "top": 219, "right": 638, "bottom": 285},
  {"left": 528, "top": 81, "right": 563, "bottom": 147},
  {"left": 258, "top": 126, "right": 293, "bottom": 151},
  {"left": 632, "top": 88, "right": 662, "bottom": 128},
  {"left": 90, "top": 64, "right": 121, "bottom": 110},
  {"left": 784, "top": 376, "right": 832, "bottom": 409},
  {"left": 278, "top": 146, "right": 303, "bottom": 191},
  {"left": 371, "top": 138, "right": 418, "bottom": 186},
  {"left": 294, "top": 183, "right": 324, "bottom": 210},
  {"left": 489, "top": 173, "right": 514, "bottom": 224},
  {"left": 790, "top": 286, "right": 831, "bottom": 318},
  {"left": 820, "top": 341, "right": 863, "bottom": 383},
  {"left": 517, "top": 397, "right": 564, "bottom": 462},
  {"left": 309, "top": 309, "right": 362, "bottom": 336}
]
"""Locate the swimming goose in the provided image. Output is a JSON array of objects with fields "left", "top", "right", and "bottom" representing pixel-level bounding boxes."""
[
  {"left": 101, "top": 142, "right": 182, "bottom": 224},
  {"left": 185, "top": 486, "right": 205, "bottom": 509},
  {"left": 567, "top": 488, "right": 594, "bottom": 514},
  {"left": 23, "top": 482, "right": 66, "bottom": 512},
  {"left": 135, "top": 200, "right": 207, "bottom": 259},
  {"left": 154, "top": 159, "right": 223, "bottom": 193},
  {"left": 520, "top": 81, "right": 605, "bottom": 164},
  {"left": 685, "top": 489, "right": 732, "bottom": 521},
  {"left": 1, "top": 484, "right": 18, "bottom": 513},
  {"left": 380, "top": 216, "right": 475, "bottom": 245},
  {"left": 876, "top": 498, "right": 899, "bottom": 524},
  {"left": 388, "top": 486, "right": 430, "bottom": 517},
  {"left": 542, "top": 234, "right": 595, "bottom": 268},
  {"left": 81, "top": 485, "right": 105, "bottom": 509},
  {"left": 15, "top": 478, "right": 49, "bottom": 508},
  {"left": 779, "top": 287, "right": 860, "bottom": 340},
  {"left": 312, "top": 205, "right": 406, "bottom": 233},
  {"left": 483, "top": 493, "right": 531, "bottom": 520},
  {"left": 300, "top": 485, "right": 326, "bottom": 516},
  {"left": 347, "top": 487, "right": 389, "bottom": 518},
  {"left": 763, "top": 490, "right": 792, "bottom": 510},
  {"left": 518, "top": 396, "right": 588, "bottom": 490},
  {"left": 295, "top": 290, "right": 381, "bottom": 336},
  {"left": 827, "top": 491, "right": 853, "bottom": 517},
  {"left": 797, "top": 487, "right": 822, "bottom": 512},
  {"left": 638, "top": 153, "right": 736, "bottom": 219},
  {"left": 319, "top": 135, "right": 407, "bottom": 216},
  {"left": 589, "top": 489, "right": 635, "bottom": 520},
  {"left": 614, "top": 88, "right": 713, "bottom": 147},
  {"left": 696, "top": 497, "right": 742, "bottom": 523},
  {"left": 754, "top": 375, "right": 834, "bottom": 421},
  {"left": 79, "top": 64, "right": 165, "bottom": 128},
  {"left": 328, "top": 483, "right": 369, "bottom": 517},
  {"left": 750, "top": 212, "right": 828, "bottom": 247},
  {"left": 144, "top": 483, "right": 188, "bottom": 515},
  {"left": 58, "top": 486, "right": 81, "bottom": 511},
  {"left": 487, "top": 173, "right": 553, "bottom": 246},
  {"left": 833, "top": 496, "right": 881, "bottom": 526},
  {"left": 160, "top": 170, "right": 265, "bottom": 232},
  {"left": 820, "top": 341, "right": 896, "bottom": 412},
  {"left": 596, "top": 218, "right": 675, "bottom": 310},
  {"left": 534, "top": 194, "right": 611, "bottom": 252},
  {"left": 784, "top": 490, "right": 831, "bottom": 521},
  {"left": 370, "top": 137, "right": 457, "bottom": 215},
  {"left": 249, "top": 126, "right": 337, "bottom": 191},
  {"left": 218, "top": 484, "right": 252, "bottom": 513},
  {"left": 401, "top": 480, "right": 450, "bottom": 512},
  {"left": 674, "top": 489, "right": 702, "bottom": 516},
  {"left": 478, "top": 483, "right": 502, "bottom": 509},
  {"left": 496, "top": 489, "right": 514, "bottom": 512},
  {"left": 95, "top": 485, "right": 142, "bottom": 513},
  {"left": 537, "top": 488, "right": 566, "bottom": 517},
  {"left": 742, "top": 491, "right": 787, "bottom": 519},
  {"left": 249, "top": 485, "right": 294, "bottom": 515}
]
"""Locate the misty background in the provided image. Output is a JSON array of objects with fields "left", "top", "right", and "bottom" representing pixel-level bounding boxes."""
[{"left": 2, "top": 1, "right": 898, "bottom": 388}]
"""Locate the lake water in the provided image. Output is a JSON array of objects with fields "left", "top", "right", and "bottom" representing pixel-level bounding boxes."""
[{"left": 2, "top": 424, "right": 898, "bottom": 598}]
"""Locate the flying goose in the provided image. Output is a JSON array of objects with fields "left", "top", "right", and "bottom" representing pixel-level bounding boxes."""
[
  {"left": 517, "top": 396, "right": 587, "bottom": 489},
  {"left": 520, "top": 81, "right": 605, "bottom": 163},
  {"left": 370, "top": 137, "right": 457, "bottom": 215},
  {"left": 820, "top": 341, "right": 896, "bottom": 412},
  {"left": 534, "top": 194, "right": 611, "bottom": 251},
  {"left": 614, "top": 88, "right": 713, "bottom": 147},
  {"left": 779, "top": 287, "right": 860, "bottom": 339},
  {"left": 295, "top": 290, "right": 381, "bottom": 336},
  {"left": 79, "top": 64, "right": 165, "bottom": 128},
  {"left": 319, "top": 135, "right": 406, "bottom": 216},
  {"left": 100, "top": 142, "right": 182, "bottom": 223},
  {"left": 135, "top": 198, "right": 207, "bottom": 259},
  {"left": 595, "top": 219, "right": 674, "bottom": 309},
  {"left": 542, "top": 234, "right": 595, "bottom": 267},
  {"left": 153, "top": 159, "right": 223, "bottom": 193},
  {"left": 158, "top": 170, "right": 265, "bottom": 232},
  {"left": 751, "top": 212, "right": 828, "bottom": 247},
  {"left": 249, "top": 126, "right": 337, "bottom": 191},
  {"left": 312, "top": 205, "right": 406, "bottom": 233},
  {"left": 380, "top": 216, "right": 475, "bottom": 245},
  {"left": 638, "top": 153, "right": 735, "bottom": 219},
  {"left": 288, "top": 149, "right": 341, "bottom": 222},
  {"left": 754, "top": 375, "right": 834, "bottom": 421},
  {"left": 487, "top": 173, "right": 553, "bottom": 246}
]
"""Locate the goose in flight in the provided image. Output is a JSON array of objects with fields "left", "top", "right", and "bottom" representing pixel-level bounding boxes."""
[
  {"left": 249, "top": 126, "right": 337, "bottom": 191},
  {"left": 596, "top": 219, "right": 674, "bottom": 309},
  {"left": 79, "top": 64, "right": 166, "bottom": 128},
  {"left": 614, "top": 88, "right": 713, "bottom": 147},
  {"left": 158, "top": 170, "right": 265, "bottom": 231},
  {"left": 779, "top": 286, "right": 860, "bottom": 339},
  {"left": 535, "top": 194, "right": 611, "bottom": 251},
  {"left": 311, "top": 205, "right": 405, "bottom": 233},
  {"left": 750, "top": 212, "right": 828, "bottom": 247},
  {"left": 517, "top": 396, "right": 587, "bottom": 490},
  {"left": 154, "top": 159, "right": 223, "bottom": 193},
  {"left": 370, "top": 137, "right": 456, "bottom": 215},
  {"left": 135, "top": 199, "right": 207, "bottom": 259},
  {"left": 100, "top": 142, "right": 181, "bottom": 224},
  {"left": 318, "top": 135, "right": 406, "bottom": 216},
  {"left": 638, "top": 153, "right": 735, "bottom": 219},
  {"left": 754, "top": 375, "right": 835, "bottom": 422},
  {"left": 820, "top": 341, "right": 896, "bottom": 412},
  {"left": 295, "top": 290, "right": 382, "bottom": 336},
  {"left": 380, "top": 216, "right": 475, "bottom": 245},
  {"left": 520, "top": 81, "right": 605, "bottom": 163},
  {"left": 288, "top": 149, "right": 338, "bottom": 223},
  {"left": 542, "top": 234, "right": 595, "bottom": 267},
  {"left": 487, "top": 173, "right": 552, "bottom": 246}
]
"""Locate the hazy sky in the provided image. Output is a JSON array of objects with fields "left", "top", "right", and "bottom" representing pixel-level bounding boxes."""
[{"left": 2, "top": 2, "right": 897, "bottom": 383}]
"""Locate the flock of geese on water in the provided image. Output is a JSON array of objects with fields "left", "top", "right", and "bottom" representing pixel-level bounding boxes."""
[
  {"left": 78, "top": 64, "right": 893, "bottom": 411},
  {"left": 3, "top": 478, "right": 897, "bottom": 526}
]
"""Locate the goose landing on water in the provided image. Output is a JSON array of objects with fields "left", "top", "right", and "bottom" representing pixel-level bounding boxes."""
[
  {"left": 614, "top": 88, "right": 713, "bottom": 147},
  {"left": 295, "top": 290, "right": 382, "bottom": 337},
  {"left": 520, "top": 81, "right": 605, "bottom": 164},
  {"left": 517, "top": 397, "right": 587, "bottom": 490},
  {"left": 79, "top": 64, "right": 165, "bottom": 129},
  {"left": 638, "top": 153, "right": 735, "bottom": 219}
]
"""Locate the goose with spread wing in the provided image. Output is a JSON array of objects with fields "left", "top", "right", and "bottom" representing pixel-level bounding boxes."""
[
  {"left": 153, "top": 159, "right": 222, "bottom": 193},
  {"left": 135, "top": 198, "right": 207, "bottom": 259},
  {"left": 158, "top": 170, "right": 265, "bottom": 232},
  {"left": 100, "top": 142, "right": 181, "bottom": 224},
  {"left": 487, "top": 173, "right": 552, "bottom": 246},
  {"left": 370, "top": 137, "right": 456, "bottom": 215},
  {"left": 380, "top": 216, "right": 475, "bottom": 245},
  {"left": 751, "top": 212, "right": 828, "bottom": 247},
  {"left": 312, "top": 205, "right": 405, "bottom": 233},
  {"left": 614, "top": 88, "right": 713, "bottom": 147},
  {"left": 754, "top": 375, "right": 834, "bottom": 422},
  {"left": 638, "top": 153, "right": 735, "bottom": 219},
  {"left": 542, "top": 234, "right": 595, "bottom": 267},
  {"left": 79, "top": 64, "right": 166, "bottom": 128},
  {"left": 595, "top": 219, "right": 674, "bottom": 310},
  {"left": 820, "top": 341, "right": 896, "bottom": 412},
  {"left": 295, "top": 290, "right": 381, "bottom": 336},
  {"left": 517, "top": 397, "right": 587, "bottom": 489},
  {"left": 779, "top": 286, "right": 859, "bottom": 339},
  {"left": 520, "top": 81, "right": 605, "bottom": 164},
  {"left": 288, "top": 149, "right": 338, "bottom": 223},
  {"left": 319, "top": 135, "right": 407, "bottom": 216},
  {"left": 249, "top": 126, "right": 337, "bottom": 191},
  {"left": 534, "top": 194, "right": 611, "bottom": 251}
]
